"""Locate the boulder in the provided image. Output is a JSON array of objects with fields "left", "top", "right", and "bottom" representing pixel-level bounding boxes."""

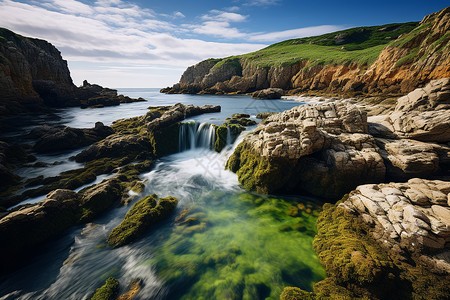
[
  {"left": 0, "top": 190, "right": 79, "bottom": 273},
  {"left": 146, "top": 103, "right": 220, "bottom": 131},
  {"left": 376, "top": 138, "right": 450, "bottom": 181},
  {"left": 369, "top": 78, "right": 450, "bottom": 143},
  {"left": 107, "top": 194, "right": 178, "bottom": 247},
  {"left": 251, "top": 88, "right": 284, "bottom": 99},
  {"left": 79, "top": 178, "right": 123, "bottom": 222},
  {"left": 30, "top": 122, "right": 114, "bottom": 153},
  {"left": 341, "top": 179, "right": 450, "bottom": 268},
  {"left": 73, "top": 134, "right": 152, "bottom": 163},
  {"left": 227, "top": 102, "right": 386, "bottom": 198}
]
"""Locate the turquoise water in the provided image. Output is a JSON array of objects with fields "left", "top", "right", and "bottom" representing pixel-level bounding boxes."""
[{"left": 0, "top": 91, "right": 325, "bottom": 299}]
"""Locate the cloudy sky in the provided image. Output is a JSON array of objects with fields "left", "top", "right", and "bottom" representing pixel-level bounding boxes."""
[{"left": 0, "top": 0, "right": 446, "bottom": 87}]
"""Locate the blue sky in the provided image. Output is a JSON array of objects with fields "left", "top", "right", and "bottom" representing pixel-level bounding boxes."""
[{"left": 0, "top": 0, "right": 447, "bottom": 87}]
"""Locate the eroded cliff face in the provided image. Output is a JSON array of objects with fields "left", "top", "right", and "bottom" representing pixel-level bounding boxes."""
[
  {"left": 0, "top": 28, "right": 77, "bottom": 116},
  {"left": 163, "top": 7, "right": 450, "bottom": 96}
]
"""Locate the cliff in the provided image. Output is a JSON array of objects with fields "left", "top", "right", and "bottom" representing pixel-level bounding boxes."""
[
  {"left": 0, "top": 29, "right": 144, "bottom": 118},
  {"left": 0, "top": 28, "right": 78, "bottom": 115},
  {"left": 162, "top": 7, "right": 450, "bottom": 97}
]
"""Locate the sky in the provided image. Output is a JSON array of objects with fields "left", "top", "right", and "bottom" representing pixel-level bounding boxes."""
[{"left": 0, "top": 0, "right": 447, "bottom": 88}]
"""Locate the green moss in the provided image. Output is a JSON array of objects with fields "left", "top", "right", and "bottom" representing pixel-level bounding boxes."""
[
  {"left": 226, "top": 142, "right": 292, "bottom": 194},
  {"left": 107, "top": 194, "right": 178, "bottom": 247},
  {"left": 214, "top": 125, "right": 228, "bottom": 153},
  {"left": 214, "top": 123, "right": 245, "bottom": 153},
  {"left": 90, "top": 277, "right": 119, "bottom": 300},
  {"left": 311, "top": 200, "right": 450, "bottom": 299},
  {"left": 111, "top": 116, "right": 144, "bottom": 134}
]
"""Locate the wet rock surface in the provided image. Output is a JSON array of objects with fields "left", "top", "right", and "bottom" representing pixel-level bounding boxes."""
[{"left": 30, "top": 122, "right": 114, "bottom": 153}]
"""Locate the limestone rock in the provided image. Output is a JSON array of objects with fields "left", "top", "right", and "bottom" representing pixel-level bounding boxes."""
[
  {"left": 369, "top": 78, "right": 450, "bottom": 143},
  {"left": 342, "top": 179, "right": 450, "bottom": 272},
  {"left": 376, "top": 138, "right": 450, "bottom": 181},
  {"left": 146, "top": 103, "right": 220, "bottom": 131},
  {"left": 228, "top": 102, "right": 386, "bottom": 198}
]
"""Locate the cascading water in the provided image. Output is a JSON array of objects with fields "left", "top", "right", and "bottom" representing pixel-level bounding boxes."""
[
  {"left": 0, "top": 97, "right": 326, "bottom": 300},
  {"left": 178, "top": 122, "right": 216, "bottom": 151}
]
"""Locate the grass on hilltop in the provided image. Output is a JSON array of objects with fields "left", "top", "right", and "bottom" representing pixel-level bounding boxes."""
[{"left": 215, "top": 22, "right": 419, "bottom": 68}]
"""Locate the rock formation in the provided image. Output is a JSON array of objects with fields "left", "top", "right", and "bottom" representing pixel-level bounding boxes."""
[
  {"left": 163, "top": 7, "right": 450, "bottom": 97},
  {"left": 228, "top": 78, "right": 450, "bottom": 198},
  {"left": 0, "top": 29, "right": 145, "bottom": 118},
  {"left": 107, "top": 194, "right": 178, "bottom": 247},
  {"left": 368, "top": 78, "right": 450, "bottom": 143},
  {"left": 0, "top": 177, "right": 123, "bottom": 274},
  {"left": 292, "top": 181, "right": 450, "bottom": 299},
  {"left": 227, "top": 102, "right": 386, "bottom": 198},
  {"left": 0, "top": 27, "right": 77, "bottom": 115},
  {"left": 30, "top": 122, "right": 114, "bottom": 153}
]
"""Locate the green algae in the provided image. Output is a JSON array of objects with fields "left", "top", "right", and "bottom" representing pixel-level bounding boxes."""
[{"left": 145, "top": 190, "right": 325, "bottom": 299}]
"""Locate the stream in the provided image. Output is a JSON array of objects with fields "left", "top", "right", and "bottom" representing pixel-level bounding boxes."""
[{"left": 0, "top": 89, "right": 326, "bottom": 300}]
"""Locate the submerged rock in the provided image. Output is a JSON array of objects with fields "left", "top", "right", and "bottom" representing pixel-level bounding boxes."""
[{"left": 107, "top": 194, "right": 178, "bottom": 247}]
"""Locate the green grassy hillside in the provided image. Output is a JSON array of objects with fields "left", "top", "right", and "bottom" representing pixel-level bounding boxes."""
[{"left": 224, "top": 22, "right": 419, "bottom": 68}]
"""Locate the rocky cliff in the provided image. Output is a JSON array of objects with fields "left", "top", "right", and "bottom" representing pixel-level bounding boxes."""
[
  {"left": 162, "top": 7, "right": 450, "bottom": 97},
  {"left": 0, "top": 28, "right": 78, "bottom": 115},
  {"left": 0, "top": 29, "right": 144, "bottom": 118}
]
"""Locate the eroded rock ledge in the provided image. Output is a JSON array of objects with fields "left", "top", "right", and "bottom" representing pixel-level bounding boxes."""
[
  {"left": 227, "top": 78, "right": 450, "bottom": 199},
  {"left": 227, "top": 101, "right": 386, "bottom": 198}
]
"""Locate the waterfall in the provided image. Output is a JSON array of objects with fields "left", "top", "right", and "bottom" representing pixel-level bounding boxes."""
[
  {"left": 226, "top": 126, "right": 232, "bottom": 145},
  {"left": 179, "top": 122, "right": 216, "bottom": 151}
]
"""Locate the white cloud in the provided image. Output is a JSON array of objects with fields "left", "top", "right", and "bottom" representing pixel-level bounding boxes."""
[
  {"left": 249, "top": 25, "right": 346, "bottom": 42},
  {"left": 173, "top": 11, "right": 185, "bottom": 18},
  {"left": 0, "top": 0, "right": 344, "bottom": 87}
]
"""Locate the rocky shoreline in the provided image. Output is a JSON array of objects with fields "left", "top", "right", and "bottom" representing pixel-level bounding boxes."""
[{"left": 0, "top": 7, "right": 449, "bottom": 299}]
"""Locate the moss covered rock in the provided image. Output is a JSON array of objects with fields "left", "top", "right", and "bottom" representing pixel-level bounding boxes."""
[
  {"left": 91, "top": 277, "right": 120, "bottom": 300},
  {"left": 214, "top": 123, "right": 245, "bottom": 152},
  {"left": 107, "top": 194, "right": 178, "bottom": 247},
  {"left": 310, "top": 201, "right": 450, "bottom": 299}
]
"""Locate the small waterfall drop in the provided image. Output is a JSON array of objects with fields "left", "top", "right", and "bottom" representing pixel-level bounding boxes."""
[
  {"left": 226, "top": 126, "right": 232, "bottom": 145},
  {"left": 179, "top": 122, "right": 216, "bottom": 151}
]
